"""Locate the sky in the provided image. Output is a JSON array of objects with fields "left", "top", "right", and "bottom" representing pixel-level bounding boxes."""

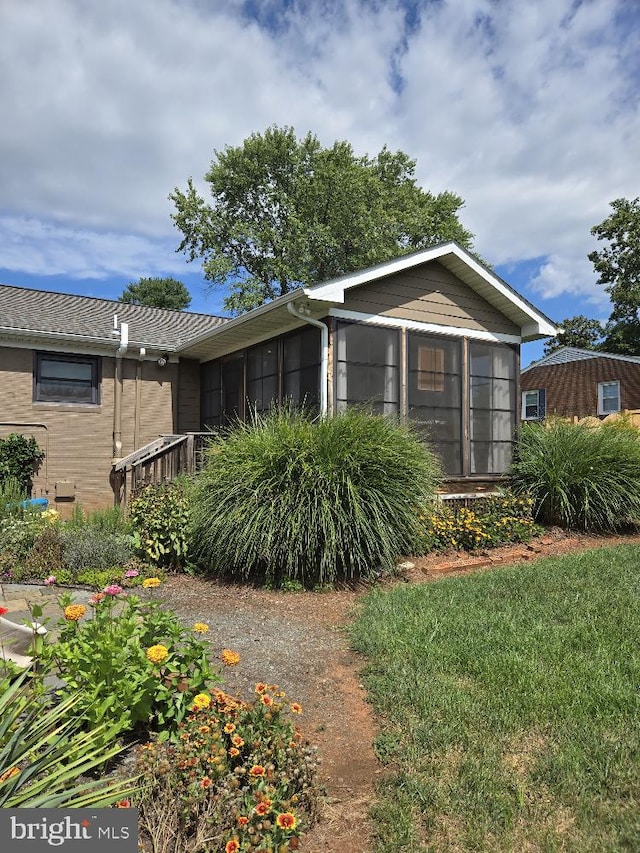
[{"left": 1, "top": 0, "right": 639, "bottom": 366}]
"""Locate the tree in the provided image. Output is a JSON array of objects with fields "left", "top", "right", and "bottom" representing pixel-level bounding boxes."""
[
  {"left": 543, "top": 315, "right": 604, "bottom": 356},
  {"left": 170, "top": 126, "right": 475, "bottom": 315},
  {"left": 589, "top": 197, "right": 640, "bottom": 354},
  {"left": 119, "top": 277, "right": 191, "bottom": 311}
]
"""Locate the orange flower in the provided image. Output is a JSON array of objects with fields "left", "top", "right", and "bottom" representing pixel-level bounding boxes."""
[
  {"left": 200, "top": 777, "right": 213, "bottom": 789},
  {"left": 221, "top": 648, "right": 240, "bottom": 666},
  {"left": 224, "top": 722, "right": 236, "bottom": 734},
  {"left": 63, "top": 604, "right": 86, "bottom": 621},
  {"left": 231, "top": 734, "right": 244, "bottom": 747},
  {"left": 276, "top": 812, "right": 298, "bottom": 830},
  {"left": 255, "top": 682, "right": 268, "bottom": 694},
  {"left": 225, "top": 841, "right": 239, "bottom": 853},
  {"left": 248, "top": 764, "right": 266, "bottom": 777},
  {"left": 254, "top": 801, "right": 270, "bottom": 816},
  {"left": 261, "top": 694, "right": 273, "bottom": 707},
  {"left": 199, "top": 725, "right": 210, "bottom": 734},
  {"left": 290, "top": 702, "right": 303, "bottom": 714},
  {"left": 229, "top": 747, "right": 240, "bottom": 757},
  {"left": 236, "top": 816, "right": 249, "bottom": 826},
  {"left": 115, "top": 799, "right": 131, "bottom": 808}
]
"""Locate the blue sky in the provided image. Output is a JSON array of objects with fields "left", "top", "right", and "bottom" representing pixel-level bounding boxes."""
[{"left": 1, "top": 0, "right": 639, "bottom": 367}]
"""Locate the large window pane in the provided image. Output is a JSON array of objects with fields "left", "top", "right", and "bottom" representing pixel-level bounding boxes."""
[
  {"left": 35, "top": 353, "right": 99, "bottom": 404},
  {"left": 336, "top": 322, "right": 399, "bottom": 414},
  {"left": 283, "top": 326, "right": 320, "bottom": 410},
  {"left": 220, "top": 355, "right": 244, "bottom": 425},
  {"left": 469, "top": 342, "right": 516, "bottom": 474},
  {"left": 246, "top": 340, "right": 279, "bottom": 414}
]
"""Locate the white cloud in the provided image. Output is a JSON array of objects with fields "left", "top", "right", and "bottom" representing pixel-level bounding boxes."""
[{"left": 0, "top": 0, "right": 638, "bottom": 309}]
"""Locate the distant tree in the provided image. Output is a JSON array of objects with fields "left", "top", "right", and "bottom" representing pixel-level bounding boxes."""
[
  {"left": 119, "top": 277, "right": 191, "bottom": 311},
  {"left": 170, "top": 125, "right": 475, "bottom": 315},
  {"left": 543, "top": 315, "right": 604, "bottom": 356},
  {"left": 589, "top": 197, "right": 640, "bottom": 354}
]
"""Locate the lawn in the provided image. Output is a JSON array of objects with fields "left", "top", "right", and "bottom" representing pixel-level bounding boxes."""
[{"left": 350, "top": 544, "right": 640, "bottom": 852}]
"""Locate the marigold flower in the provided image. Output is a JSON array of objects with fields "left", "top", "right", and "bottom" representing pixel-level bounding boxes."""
[
  {"left": 200, "top": 776, "right": 213, "bottom": 789},
  {"left": 63, "top": 604, "right": 86, "bottom": 621},
  {"left": 103, "top": 584, "right": 123, "bottom": 596},
  {"left": 249, "top": 764, "right": 266, "bottom": 777},
  {"left": 290, "top": 702, "right": 303, "bottom": 714},
  {"left": 193, "top": 622, "right": 209, "bottom": 634},
  {"left": 142, "top": 577, "right": 161, "bottom": 588},
  {"left": 225, "top": 840, "right": 240, "bottom": 853},
  {"left": 192, "top": 692, "right": 211, "bottom": 710},
  {"left": 254, "top": 801, "right": 270, "bottom": 816},
  {"left": 276, "top": 812, "right": 298, "bottom": 830},
  {"left": 146, "top": 644, "right": 169, "bottom": 664},
  {"left": 221, "top": 648, "right": 240, "bottom": 666}
]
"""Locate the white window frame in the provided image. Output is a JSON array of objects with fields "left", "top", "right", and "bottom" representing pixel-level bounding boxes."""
[
  {"left": 598, "top": 380, "right": 620, "bottom": 416},
  {"left": 521, "top": 389, "right": 543, "bottom": 420}
]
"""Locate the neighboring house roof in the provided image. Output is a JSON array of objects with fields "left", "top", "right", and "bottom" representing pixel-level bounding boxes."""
[
  {"left": 0, "top": 284, "right": 226, "bottom": 354},
  {"left": 178, "top": 242, "right": 558, "bottom": 361},
  {"left": 522, "top": 346, "right": 640, "bottom": 373}
]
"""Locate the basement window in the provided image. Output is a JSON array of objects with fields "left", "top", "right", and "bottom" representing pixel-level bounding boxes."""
[{"left": 34, "top": 353, "right": 100, "bottom": 405}]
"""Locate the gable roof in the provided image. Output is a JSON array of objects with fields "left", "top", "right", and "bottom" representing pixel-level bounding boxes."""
[
  {"left": 522, "top": 346, "right": 640, "bottom": 373},
  {"left": 0, "top": 284, "right": 226, "bottom": 354},
  {"left": 178, "top": 242, "right": 558, "bottom": 361}
]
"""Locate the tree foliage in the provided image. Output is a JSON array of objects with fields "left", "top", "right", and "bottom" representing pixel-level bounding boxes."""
[
  {"left": 171, "top": 126, "right": 475, "bottom": 314},
  {"left": 543, "top": 315, "right": 604, "bottom": 356},
  {"left": 119, "top": 277, "right": 191, "bottom": 311},
  {"left": 0, "top": 433, "right": 45, "bottom": 495},
  {"left": 589, "top": 197, "right": 640, "bottom": 354}
]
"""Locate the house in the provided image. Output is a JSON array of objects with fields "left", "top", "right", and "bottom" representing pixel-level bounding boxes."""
[
  {"left": 1, "top": 243, "right": 556, "bottom": 510},
  {"left": 521, "top": 347, "right": 640, "bottom": 421}
]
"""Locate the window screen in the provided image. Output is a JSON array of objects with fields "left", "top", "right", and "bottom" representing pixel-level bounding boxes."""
[
  {"left": 469, "top": 342, "right": 516, "bottom": 474},
  {"left": 336, "top": 322, "right": 399, "bottom": 415},
  {"left": 201, "top": 360, "right": 221, "bottom": 427}
]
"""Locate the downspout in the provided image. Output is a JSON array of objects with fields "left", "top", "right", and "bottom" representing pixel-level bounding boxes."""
[
  {"left": 134, "top": 348, "right": 145, "bottom": 450},
  {"left": 287, "top": 301, "right": 328, "bottom": 416},
  {"left": 112, "top": 322, "right": 129, "bottom": 462}
]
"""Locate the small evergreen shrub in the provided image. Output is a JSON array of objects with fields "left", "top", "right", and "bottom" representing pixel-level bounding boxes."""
[
  {"left": 59, "top": 527, "right": 133, "bottom": 572},
  {"left": 191, "top": 408, "right": 441, "bottom": 587},
  {"left": 511, "top": 417, "right": 640, "bottom": 530},
  {"left": 129, "top": 481, "right": 192, "bottom": 570}
]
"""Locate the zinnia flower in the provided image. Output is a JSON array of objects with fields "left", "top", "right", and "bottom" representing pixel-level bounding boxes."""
[
  {"left": 63, "top": 604, "right": 86, "bottom": 621},
  {"left": 146, "top": 644, "right": 169, "bottom": 664},
  {"left": 192, "top": 693, "right": 211, "bottom": 710},
  {"left": 193, "top": 622, "right": 209, "bottom": 634},
  {"left": 103, "top": 584, "right": 123, "bottom": 596},
  {"left": 248, "top": 764, "right": 265, "bottom": 777},
  {"left": 275, "top": 812, "right": 298, "bottom": 830},
  {"left": 142, "top": 577, "right": 161, "bottom": 588},
  {"left": 88, "top": 592, "right": 105, "bottom": 605},
  {"left": 221, "top": 648, "right": 240, "bottom": 666},
  {"left": 225, "top": 841, "right": 239, "bottom": 853},
  {"left": 124, "top": 569, "right": 139, "bottom": 578},
  {"left": 44, "top": 575, "right": 56, "bottom": 586}
]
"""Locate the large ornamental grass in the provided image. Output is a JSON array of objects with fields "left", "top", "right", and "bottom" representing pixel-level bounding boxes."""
[
  {"left": 191, "top": 408, "right": 441, "bottom": 586},
  {"left": 511, "top": 417, "right": 640, "bottom": 531}
]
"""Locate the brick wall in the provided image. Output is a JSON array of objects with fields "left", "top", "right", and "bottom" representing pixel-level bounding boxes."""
[{"left": 521, "top": 357, "right": 640, "bottom": 418}]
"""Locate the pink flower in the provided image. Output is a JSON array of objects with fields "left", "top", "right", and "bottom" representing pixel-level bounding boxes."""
[
  {"left": 124, "top": 569, "right": 139, "bottom": 578},
  {"left": 44, "top": 576, "right": 56, "bottom": 586},
  {"left": 103, "top": 584, "right": 124, "bottom": 596}
]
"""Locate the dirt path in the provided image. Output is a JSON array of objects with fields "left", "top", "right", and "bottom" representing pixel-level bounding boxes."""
[{"left": 154, "top": 530, "right": 640, "bottom": 852}]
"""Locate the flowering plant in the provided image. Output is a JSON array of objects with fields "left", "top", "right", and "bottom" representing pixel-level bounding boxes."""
[{"left": 39, "top": 591, "right": 217, "bottom": 738}]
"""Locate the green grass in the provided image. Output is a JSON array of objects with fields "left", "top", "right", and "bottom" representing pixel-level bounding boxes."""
[{"left": 350, "top": 545, "right": 640, "bottom": 851}]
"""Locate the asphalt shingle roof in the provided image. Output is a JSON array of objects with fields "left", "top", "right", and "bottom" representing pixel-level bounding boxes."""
[{"left": 0, "top": 284, "right": 227, "bottom": 350}]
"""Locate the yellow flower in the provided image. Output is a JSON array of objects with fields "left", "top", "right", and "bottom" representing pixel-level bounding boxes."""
[
  {"left": 142, "top": 577, "right": 162, "bottom": 588},
  {"left": 193, "top": 622, "right": 209, "bottom": 634},
  {"left": 63, "top": 604, "right": 86, "bottom": 621},
  {"left": 221, "top": 649, "right": 240, "bottom": 666},
  {"left": 192, "top": 692, "right": 211, "bottom": 710},
  {"left": 146, "top": 644, "right": 169, "bottom": 664}
]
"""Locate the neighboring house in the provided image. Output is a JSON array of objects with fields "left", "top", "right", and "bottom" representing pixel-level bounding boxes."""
[
  {"left": 1, "top": 243, "right": 556, "bottom": 510},
  {"left": 521, "top": 347, "right": 640, "bottom": 420}
]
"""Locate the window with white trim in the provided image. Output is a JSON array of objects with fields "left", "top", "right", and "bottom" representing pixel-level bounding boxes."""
[
  {"left": 598, "top": 381, "right": 620, "bottom": 415},
  {"left": 521, "top": 389, "right": 545, "bottom": 420}
]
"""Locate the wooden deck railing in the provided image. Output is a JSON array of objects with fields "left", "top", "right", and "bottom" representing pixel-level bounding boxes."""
[{"left": 112, "top": 432, "right": 213, "bottom": 506}]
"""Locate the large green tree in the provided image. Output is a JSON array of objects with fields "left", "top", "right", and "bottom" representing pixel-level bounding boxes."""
[
  {"left": 543, "top": 315, "right": 604, "bottom": 356},
  {"left": 119, "top": 277, "right": 191, "bottom": 311},
  {"left": 589, "top": 197, "right": 640, "bottom": 354},
  {"left": 170, "top": 126, "right": 475, "bottom": 314}
]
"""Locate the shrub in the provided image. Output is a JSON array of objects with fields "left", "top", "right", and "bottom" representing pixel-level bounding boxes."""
[
  {"left": 0, "top": 511, "right": 48, "bottom": 562},
  {"left": 417, "top": 492, "right": 541, "bottom": 552},
  {"left": 511, "top": 417, "right": 640, "bottom": 531},
  {"left": 60, "top": 526, "right": 133, "bottom": 572},
  {"left": 134, "top": 684, "right": 318, "bottom": 852},
  {"left": 191, "top": 408, "right": 441, "bottom": 587},
  {"left": 40, "top": 586, "right": 216, "bottom": 738},
  {"left": 129, "top": 481, "right": 192, "bottom": 570},
  {"left": 23, "top": 525, "right": 66, "bottom": 577},
  {"left": 0, "top": 434, "right": 45, "bottom": 494}
]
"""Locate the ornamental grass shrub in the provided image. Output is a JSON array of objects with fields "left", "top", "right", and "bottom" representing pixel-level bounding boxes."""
[
  {"left": 191, "top": 408, "right": 441, "bottom": 587},
  {"left": 511, "top": 417, "right": 640, "bottom": 531}
]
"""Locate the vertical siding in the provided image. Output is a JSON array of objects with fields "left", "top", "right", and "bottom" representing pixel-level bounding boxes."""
[
  {"left": 341, "top": 260, "right": 520, "bottom": 335},
  {"left": 177, "top": 358, "right": 201, "bottom": 432}
]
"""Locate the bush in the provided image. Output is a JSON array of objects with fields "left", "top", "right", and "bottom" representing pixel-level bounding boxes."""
[
  {"left": 511, "top": 417, "right": 640, "bottom": 530},
  {"left": 129, "top": 481, "right": 192, "bottom": 570},
  {"left": 417, "top": 491, "right": 541, "bottom": 552},
  {"left": 40, "top": 586, "right": 216, "bottom": 738},
  {"left": 60, "top": 526, "right": 133, "bottom": 572},
  {"left": 0, "top": 434, "right": 45, "bottom": 494},
  {"left": 191, "top": 408, "right": 441, "bottom": 587},
  {"left": 66, "top": 503, "right": 130, "bottom": 536},
  {"left": 134, "top": 684, "right": 318, "bottom": 852}
]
